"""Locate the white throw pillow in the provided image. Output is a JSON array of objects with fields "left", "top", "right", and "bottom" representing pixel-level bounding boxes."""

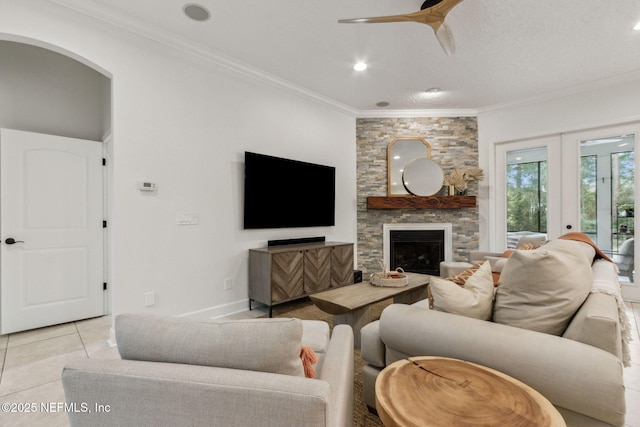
[
  {"left": 493, "top": 239, "right": 594, "bottom": 336},
  {"left": 429, "top": 261, "right": 494, "bottom": 320}
]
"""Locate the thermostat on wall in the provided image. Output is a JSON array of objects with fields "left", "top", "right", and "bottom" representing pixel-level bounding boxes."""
[{"left": 138, "top": 181, "right": 157, "bottom": 192}]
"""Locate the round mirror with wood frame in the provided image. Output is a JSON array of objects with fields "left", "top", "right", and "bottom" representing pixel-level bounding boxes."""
[{"left": 387, "top": 137, "right": 442, "bottom": 196}]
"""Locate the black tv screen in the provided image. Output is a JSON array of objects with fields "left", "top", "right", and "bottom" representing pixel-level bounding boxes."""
[{"left": 244, "top": 152, "right": 336, "bottom": 229}]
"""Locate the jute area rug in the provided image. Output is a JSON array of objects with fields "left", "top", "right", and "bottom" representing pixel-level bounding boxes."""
[{"left": 265, "top": 298, "right": 392, "bottom": 427}]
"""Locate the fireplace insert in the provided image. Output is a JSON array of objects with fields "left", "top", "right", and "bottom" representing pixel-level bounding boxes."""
[{"left": 389, "top": 230, "right": 445, "bottom": 275}]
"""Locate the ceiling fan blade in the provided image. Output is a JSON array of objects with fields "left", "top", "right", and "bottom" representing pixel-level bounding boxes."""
[
  {"left": 434, "top": 21, "right": 455, "bottom": 55},
  {"left": 338, "top": 12, "right": 422, "bottom": 25},
  {"left": 338, "top": 0, "right": 463, "bottom": 54},
  {"left": 339, "top": 0, "right": 463, "bottom": 25}
]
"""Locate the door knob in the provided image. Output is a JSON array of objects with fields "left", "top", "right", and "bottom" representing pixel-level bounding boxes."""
[{"left": 5, "top": 238, "right": 25, "bottom": 245}]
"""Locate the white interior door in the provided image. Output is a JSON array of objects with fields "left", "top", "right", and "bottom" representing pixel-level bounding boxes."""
[{"left": 1, "top": 128, "right": 104, "bottom": 334}]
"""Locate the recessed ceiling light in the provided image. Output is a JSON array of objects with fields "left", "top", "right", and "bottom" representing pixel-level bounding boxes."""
[
  {"left": 183, "top": 4, "right": 211, "bottom": 22},
  {"left": 425, "top": 87, "right": 441, "bottom": 94},
  {"left": 634, "top": 21, "right": 640, "bottom": 31},
  {"left": 353, "top": 62, "right": 367, "bottom": 71},
  {"left": 376, "top": 101, "right": 390, "bottom": 107}
]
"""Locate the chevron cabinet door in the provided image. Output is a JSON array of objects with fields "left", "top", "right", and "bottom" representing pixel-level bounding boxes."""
[
  {"left": 270, "top": 250, "right": 304, "bottom": 303},
  {"left": 331, "top": 244, "right": 354, "bottom": 288},
  {"left": 304, "top": 247, "right": 331, "bottom": 294}
]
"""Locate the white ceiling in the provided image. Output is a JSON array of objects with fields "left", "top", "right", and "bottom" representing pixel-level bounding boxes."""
[{"left": 51, "top": 0, "right": 640, "bottom": 114}]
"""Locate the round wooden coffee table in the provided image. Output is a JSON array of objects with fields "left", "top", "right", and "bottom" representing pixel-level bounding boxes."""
[{"left": 375, "top": 356, "right": 566, "bottom": 427}]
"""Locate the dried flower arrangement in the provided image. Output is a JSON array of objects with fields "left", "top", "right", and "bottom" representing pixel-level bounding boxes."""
[{"left": 443, "top": 167, "right": 484, "bottom": 193}]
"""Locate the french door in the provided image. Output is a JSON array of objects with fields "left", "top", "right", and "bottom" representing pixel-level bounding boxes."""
[
  {"left": 563, "top": 125, "right": 638, "bottom": 295},
  {"left": 494, "top": 135, "right": 562, "bottom": 249},
  {"left": 494, "top": 123, "right": 639, "bottom": 291}
]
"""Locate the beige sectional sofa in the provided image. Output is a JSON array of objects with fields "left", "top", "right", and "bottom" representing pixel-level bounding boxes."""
[
  {"left": 62, "top": 314, "right": 354, "bottom": 427},
  {"left": 361, "top": 240, "right": 628, "bottom": 427}
]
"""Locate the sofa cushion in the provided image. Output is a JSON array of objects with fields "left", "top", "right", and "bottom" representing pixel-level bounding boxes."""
[
  {"left": 484, "top": 256, "right": 508, "bottom": 285},
  {"left": 429, "top": 261, "right": 494, "bottom": 320},
  {"left": 493, "top": 239, "right": 594, "bottom": 336},
  {"left": 116, "top": 314, "right": 305, "bottom": 377},
  {"left": 301, "top": 320, "right": 330, "bottom": 354},
  {"left": 301, "top": 320, "right": 330, "bottom": 378},
  {"left": 514, "top": 234, "right": 547, "bottom": 249},
  {"left": 484, "top": 256, "right": 508, "bottom": 273}
]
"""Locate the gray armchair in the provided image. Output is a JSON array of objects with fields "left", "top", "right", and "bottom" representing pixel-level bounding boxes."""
[
  {"left": 615, "top": 237, "right": 634, "bottom": 281},
  {"left": 62, "top": 314, "right": 354, "bottom": 427}
]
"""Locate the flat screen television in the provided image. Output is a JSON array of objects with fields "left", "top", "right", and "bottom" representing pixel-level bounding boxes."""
[{"left": 243, "top": 151, "right": 336, "bottom": 229}]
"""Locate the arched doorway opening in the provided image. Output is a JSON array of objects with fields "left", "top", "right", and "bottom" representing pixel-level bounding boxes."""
[{"left": 0, "top": 36, "right": 113, "bottom": 332}]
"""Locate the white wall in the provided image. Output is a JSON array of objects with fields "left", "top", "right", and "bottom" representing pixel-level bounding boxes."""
[
  {"left": 0, "top": 41, "right": 109, "bottom": 141},
  {"left": 477, "top": 78, "right": 640, "bottom": 250},
  {"left": 1, "top": 0, "right": 356, "bottom": 319}
]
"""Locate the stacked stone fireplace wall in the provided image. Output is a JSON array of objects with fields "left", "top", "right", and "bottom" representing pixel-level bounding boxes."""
[{"left": 357, "top": 117, "right": 479, "bottom": 275}]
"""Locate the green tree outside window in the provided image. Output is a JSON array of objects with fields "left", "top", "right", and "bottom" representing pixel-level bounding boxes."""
[{"left": 506, "top": 161, "right": 547, "bottom": 233}]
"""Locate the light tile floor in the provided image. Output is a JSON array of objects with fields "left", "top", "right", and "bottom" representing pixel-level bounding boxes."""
[
  {"left": 0, "top": 303, "right": 638, "bottom": 426},
  {"left": 0, "top": 315, "right": 119, "bottom": 426}
]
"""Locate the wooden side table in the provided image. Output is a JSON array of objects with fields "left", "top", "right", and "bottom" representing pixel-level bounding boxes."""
[{"left": 375, "top": 356, "right": 566, "bottom": 427}]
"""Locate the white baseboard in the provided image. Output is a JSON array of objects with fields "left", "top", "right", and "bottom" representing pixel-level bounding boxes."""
[
  {"left": 177, "top": 299, "right": 251, "bottom": 320},
  {"left": 622, "top": 284, "right": 640, "bottom": 302},
  {"left": 107, "top": 327, "right": 117, "bottom": 347}
]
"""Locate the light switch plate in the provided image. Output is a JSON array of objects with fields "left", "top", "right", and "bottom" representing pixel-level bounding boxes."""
[{"left": 177, "top": 212, "right": 199, "bottom": 225}]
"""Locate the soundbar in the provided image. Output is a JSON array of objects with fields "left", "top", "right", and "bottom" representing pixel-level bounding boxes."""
[{"left": 268, "top": 236, "right": 326, "bottom": 247}]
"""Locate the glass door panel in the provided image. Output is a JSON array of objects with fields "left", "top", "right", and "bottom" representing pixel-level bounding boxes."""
[
  {"left": 580, "top": 134, "right": 635, "bottom": 283},
  {"left": 505, "top": 147, "right": 548, "bottom": 248},
  {"left": 494, "top": 136, "right": 561, "bottom": 250},
  {"left": 580, "top": 154, "right": 597, "bottom": 242}
]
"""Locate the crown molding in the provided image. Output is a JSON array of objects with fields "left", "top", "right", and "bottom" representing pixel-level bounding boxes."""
[
  {"left": 355, "top": 108, "right": 478, "bottom": 118},
  {"left": 48, "top": 0, "right": 358, "bottom": 117},
  {"left": 478, "top": 69, "right": 640, "bottom": 115}
]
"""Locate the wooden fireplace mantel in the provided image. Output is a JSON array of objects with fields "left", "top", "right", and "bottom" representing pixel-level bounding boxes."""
[{"left": 367, "top": 195, "right": 476, "bottom": 209}]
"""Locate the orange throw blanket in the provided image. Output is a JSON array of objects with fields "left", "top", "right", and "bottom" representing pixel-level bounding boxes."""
[
  {"left": 300, "top": 345, "right": 318, "bottom": 378},
  {"left": 558, "top": 232, "right": 613, "bottom": 263}
]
